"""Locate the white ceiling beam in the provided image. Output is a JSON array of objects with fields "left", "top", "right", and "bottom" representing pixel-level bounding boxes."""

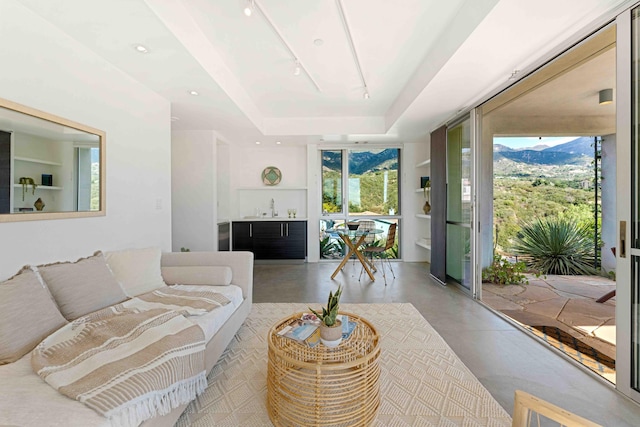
[{"left": 384, "top": 0, "right": 499, "bottom": 131}]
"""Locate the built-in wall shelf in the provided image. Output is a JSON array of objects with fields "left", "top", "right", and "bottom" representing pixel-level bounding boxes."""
[
  {"left": 238, "top": 187, "right": 307, "bottom": 191},
  {"left": 14, "top": 156, "right": 62, "bottom": 166},
  {"left": 415, "top": 159, "right": 431, "bottom": 168},
  {"left": 14, "top": 184, "right": 62, "bottom": 191},
  {"left": 415, "top": 214, "right": 431, "bottom": 219},
  {"left": 415, "top": 238, "right": 431, "bottom": 250}
]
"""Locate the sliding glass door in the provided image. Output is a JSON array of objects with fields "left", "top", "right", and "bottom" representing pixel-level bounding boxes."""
[
  {"left": 618, "top": 5, "right": 640, "bottom": 404},
  {"left": 446, "top": 118, "right": 473, "bottom": 289}
]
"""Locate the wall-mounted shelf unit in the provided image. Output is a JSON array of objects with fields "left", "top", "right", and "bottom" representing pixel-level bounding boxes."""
[
  {"left": 13, "top": 184, "right": 62, "bottom": 191},
  {"left": 415, "top": 238, "right": 431, "bottom": 250},
  {"left": 415, "top": 156, "right": 431, "bottom": 254},
  {"left": 14, "top": 156, "right": 62, "bottom": 167}
]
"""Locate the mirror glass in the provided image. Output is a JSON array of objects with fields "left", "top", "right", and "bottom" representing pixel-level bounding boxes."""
[{"left": 0, "top": 98, "right": 105, "bottom": 222}]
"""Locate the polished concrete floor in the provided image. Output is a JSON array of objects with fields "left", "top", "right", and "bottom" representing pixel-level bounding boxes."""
[{"left": 253, "top": 261, "right": 640, "bottom": 427}]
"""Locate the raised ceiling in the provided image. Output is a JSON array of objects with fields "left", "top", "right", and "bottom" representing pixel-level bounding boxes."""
[{"left": 16, "top": 0, "right": 633, "bottom": 144}]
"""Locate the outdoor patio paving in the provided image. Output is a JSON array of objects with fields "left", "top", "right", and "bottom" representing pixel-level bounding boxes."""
[{"left": 482, "top": 274, "right": 616, "bottom": 381}]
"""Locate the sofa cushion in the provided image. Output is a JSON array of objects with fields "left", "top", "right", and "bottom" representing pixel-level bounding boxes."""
[
  {"left": 37, "top": 252, "right": 127, "bottom": 320},
  {"left": 161, "top": 266, "right": 233, "bottom": 286},
  {"left": 0, "top": 267, "right": 68, "bottom": 364},
  {"left": 105, "top": 247, "right": 166, "bottom": 297}
]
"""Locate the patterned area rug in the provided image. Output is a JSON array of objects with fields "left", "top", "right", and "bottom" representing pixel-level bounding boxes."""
[{"left": 176, "top": 303, "right": 511, "bottom": 426}]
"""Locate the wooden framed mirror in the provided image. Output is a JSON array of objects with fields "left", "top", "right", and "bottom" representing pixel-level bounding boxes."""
[{"left": 0, "top": 97, "right": 105, "bottom": 222}]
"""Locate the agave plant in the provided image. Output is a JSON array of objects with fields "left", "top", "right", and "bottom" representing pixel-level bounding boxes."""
[
  {"left": 309, "top": 285, "right": 342, "bottom": 327},
  {"left": 512, "top": 217, "right": 597, "bottom": 275}
]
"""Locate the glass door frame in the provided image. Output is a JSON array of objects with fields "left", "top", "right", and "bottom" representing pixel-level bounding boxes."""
[
  {"left": 617, "top": 5, "right": 640, "bottom": 404},
  {"left": 445, "top": 111, "right": 479, "bottom": 298}
]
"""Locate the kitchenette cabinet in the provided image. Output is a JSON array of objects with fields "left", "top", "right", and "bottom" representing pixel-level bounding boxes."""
[{"left": 232, "top": 220, "right": 307, "bottom": 260}]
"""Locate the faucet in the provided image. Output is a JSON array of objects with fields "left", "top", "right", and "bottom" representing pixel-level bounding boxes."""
[{"left": 270, "top": 198, "right": 276, "bottom": 217}]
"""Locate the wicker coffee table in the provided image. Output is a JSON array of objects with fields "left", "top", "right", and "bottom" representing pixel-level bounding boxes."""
[{"left": 266, "top": 312, "right": 381, "bottom": 427}]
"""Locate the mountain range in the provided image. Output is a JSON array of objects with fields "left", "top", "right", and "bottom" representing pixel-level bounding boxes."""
[
  {"left": 494, "top": 136, "right": 595, "bottom": 165},
  {"left": 322, "top": 148, "right": 398, "bottom": 174}
]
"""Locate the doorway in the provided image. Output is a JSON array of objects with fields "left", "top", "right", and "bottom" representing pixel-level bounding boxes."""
[{"left": 477, "top": 25, "right": 618, "bottom": 382}]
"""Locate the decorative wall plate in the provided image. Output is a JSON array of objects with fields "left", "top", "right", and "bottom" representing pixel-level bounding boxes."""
[{"left": 261, "top": 166, "right": 282, "bottom": 186}]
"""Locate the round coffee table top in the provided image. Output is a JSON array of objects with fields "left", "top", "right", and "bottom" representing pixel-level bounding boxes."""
[{"left": 267, "top": 311, "right": 379, "bottom": 367}]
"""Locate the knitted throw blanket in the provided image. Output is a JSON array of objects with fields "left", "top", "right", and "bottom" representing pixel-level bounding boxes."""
[{"left": 31, "top": 287, "right": 231, "bottom": 427}]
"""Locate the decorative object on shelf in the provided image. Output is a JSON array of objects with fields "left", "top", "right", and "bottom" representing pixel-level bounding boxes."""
[
  {"left": 180, "top": 247, "right": 190, "bottom": 252},
  {"left": 309, "top": 285, "right": 343, "bottom": 347},
  {"left": 422, "top": 176, "right": 431, "bottom": 214},
  {"left": 19, "top": 177, "right": 37, "bottom": 201},
  {"left": 292, "top": 208, "right": 297, "bottom": 218},
  {"left": 33, "top": 197, "right": 45, "bottom": 211},
  {"left": 41, "top": 174, "right": 53, "bottom": 186},
  {"left": 261, "top": 166, "right": 282, "bottom": 186},
  {"left": 423, "top": 201, "right": 431, "bottom": 215}
]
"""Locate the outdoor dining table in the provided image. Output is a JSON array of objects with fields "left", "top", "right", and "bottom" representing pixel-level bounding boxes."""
[{"left": 330, "top": 227, "right": 383, "bottom": 281}]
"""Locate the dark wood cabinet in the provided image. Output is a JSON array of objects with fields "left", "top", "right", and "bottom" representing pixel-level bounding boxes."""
[
  {"left": 232, "top": 220, "right": 307, "bottom": 260},
  {"left": 232, "top": 222, "right": 253, "bottom": 252}
]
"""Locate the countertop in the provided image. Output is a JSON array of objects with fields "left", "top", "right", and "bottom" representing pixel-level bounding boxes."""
[{"left": 232, "top": 217, "right": 308, "bottom": 222}]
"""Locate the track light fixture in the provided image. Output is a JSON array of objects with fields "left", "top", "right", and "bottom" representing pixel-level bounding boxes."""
[
  {"left": 243, "top": 0, "right": 254, "bottom": 17},
  {"left": 242, "top": 0, "right": 320, "bottom": 91},
  {"left": 336, "top": 0, "right": 370, "bottom": 102}
]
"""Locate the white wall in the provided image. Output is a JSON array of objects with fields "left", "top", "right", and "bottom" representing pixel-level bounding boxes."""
[
  {"left": 0, "top": 1, "right": 172, "bottom": 279},
  {"left": 171, "top": 130, "right": 217, "bottom": 252},
  {"left": 229, "top": 144, "right": 308, "bottom": 219}
]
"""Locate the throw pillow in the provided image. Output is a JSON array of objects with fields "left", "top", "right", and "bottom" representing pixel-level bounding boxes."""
[
  {"left": 37, "top": 251, "right": 128, "bottom": 320},
  {"left": 0, "top": 267, "right": 68, "bottom": 364},
  {"left": 161, "top": 266, "right": 232, "bottom": 286},
  {"left": 105, "top": 247, "right": 167, "bottom": 297}
]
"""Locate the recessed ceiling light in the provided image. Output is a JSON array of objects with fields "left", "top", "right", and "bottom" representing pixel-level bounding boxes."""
[
  {"left": 314, "top": 39, "right": 324, "bottom": 46},
  {"left": 243, "top": 0, "right": 254, "bottom": 16},
  {"left": 276, "top": 141, "right": 281, "bottom": 145},
  {"left": 188, "top": 90, "right": 199, "bottom": 96},
  {"left": 134, "top": 44, "right": 149, "bottom": 53},
  {"left": 255, "top": 141, "right": 261, "bottom": 145}
]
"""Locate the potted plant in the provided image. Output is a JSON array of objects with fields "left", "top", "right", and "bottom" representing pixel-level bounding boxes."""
[{"left": 309, "top": 285, "right": 343, "bottom": 347}]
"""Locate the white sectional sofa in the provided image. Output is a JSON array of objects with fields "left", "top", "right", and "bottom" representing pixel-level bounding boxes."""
[{"left": 0, "top": 248, "right": 253, "bottom": 427}]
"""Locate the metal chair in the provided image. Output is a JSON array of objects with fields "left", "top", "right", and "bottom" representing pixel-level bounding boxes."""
[
  {"left": 360, "top": 223, "right": 397, "bottom": 285},
  {"left": 351, "top": 220, "right": 376, "bottom": 268}
]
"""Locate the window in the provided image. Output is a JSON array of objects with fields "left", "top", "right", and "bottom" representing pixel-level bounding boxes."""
[{"left": 319, "top": 147, "right": 401, "bottom": 259}]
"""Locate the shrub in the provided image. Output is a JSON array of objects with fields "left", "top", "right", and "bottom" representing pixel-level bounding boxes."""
[
  {"left": 482, "top": 255, "right": 529, "bottom": 285},
  {"left": 512, "top": 217, "right": 597, "bottom": 275}
]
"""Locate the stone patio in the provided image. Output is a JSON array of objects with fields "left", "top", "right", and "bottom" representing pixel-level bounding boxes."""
[{"left": 482, "top": 274, "right": 616, "bottom": 380}]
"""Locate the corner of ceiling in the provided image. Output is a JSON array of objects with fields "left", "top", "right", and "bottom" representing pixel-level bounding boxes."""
[{"left": 384, "top": 0, "right": 500, "bottom": 132}]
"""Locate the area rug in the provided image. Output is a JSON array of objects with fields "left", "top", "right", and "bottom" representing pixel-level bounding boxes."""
[{"left": 176, "top": 303, "right": 512, "bottom": 426}]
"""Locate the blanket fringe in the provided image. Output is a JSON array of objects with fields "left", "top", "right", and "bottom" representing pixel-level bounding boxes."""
[{"left": 109, "top": 372, "right": 208, "bottom": 427}]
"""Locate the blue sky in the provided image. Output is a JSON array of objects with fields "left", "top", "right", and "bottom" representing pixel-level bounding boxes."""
[{"left": 494, "top": 136, "right": 578, "bottom": 149}]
